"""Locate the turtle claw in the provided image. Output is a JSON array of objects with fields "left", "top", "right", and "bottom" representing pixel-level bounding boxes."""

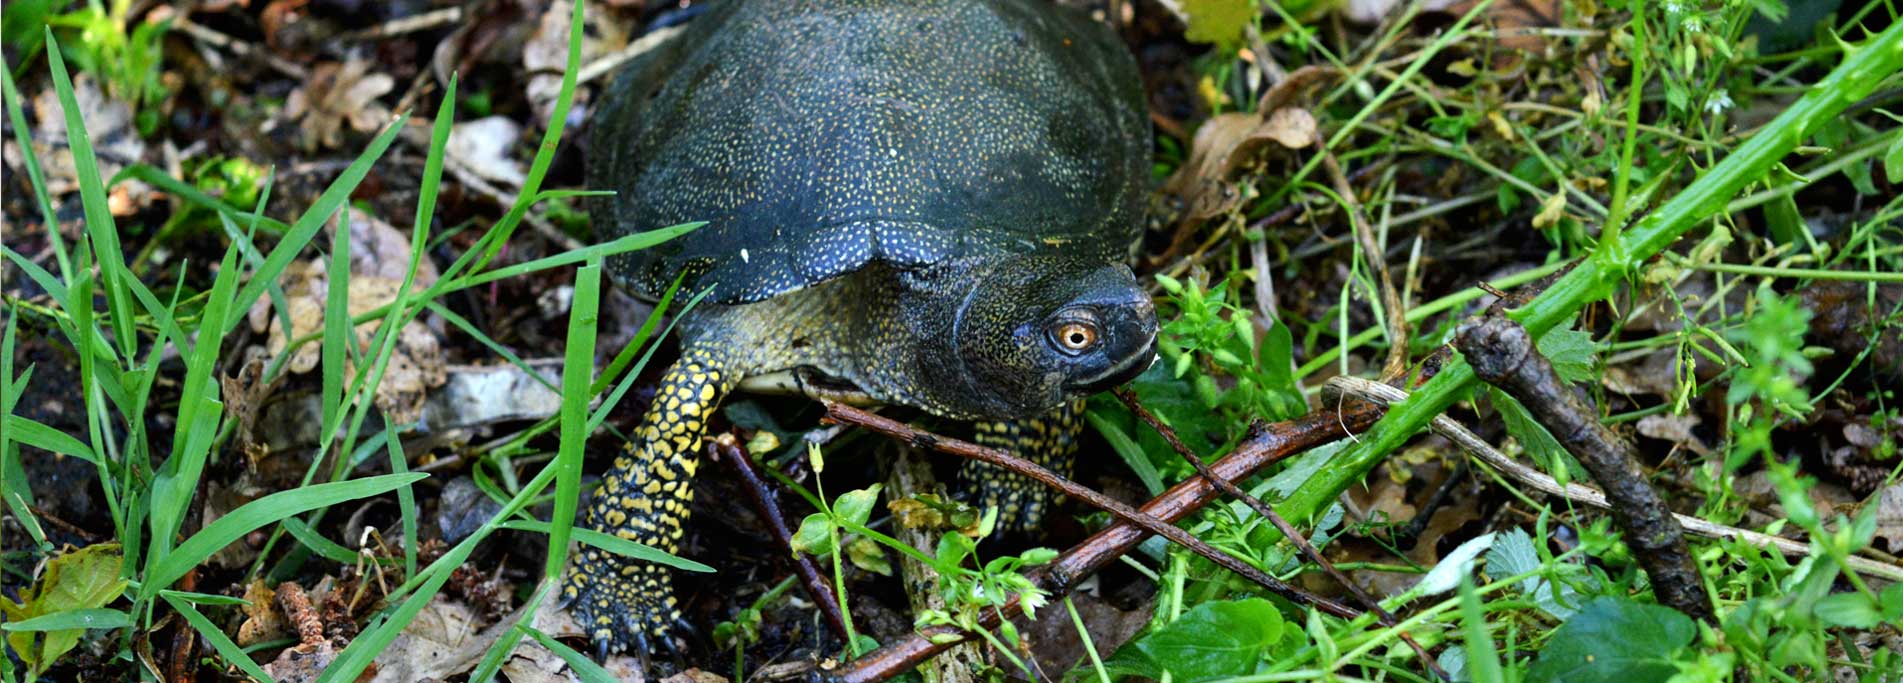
[{"left": 564, "top": 547, "right": 682, "bottom": 662}]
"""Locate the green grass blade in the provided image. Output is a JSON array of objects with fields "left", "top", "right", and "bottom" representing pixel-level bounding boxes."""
[
  {"left": 591, "top": 272, "right": 684, "bottom": 395},
  {"left": 1084, "top": 410, "right": 1164, "bottom": 497},
  {"left": 225, "top": 115, "right": 407, "bottom": 336},
  {"left": 428, "top": 302, "right": 559, "bottom": 392},
  {"left": 1, "top": 66, "right": 74, "bottom": 285},
  {"left": 467, "top": 0, "right": 586, "bottom": 274},
  {"left": 158, "top": 590, "right": 254, "bottom": 607},
  {"left": 279, "top": 517, "right": 363, "bottom": 565},
  {"left": 382, "top": 413, "right": 419, "bottom": 578},
  {"left": 521, "top": 623, "right": 618, "bottom": 683},
  {"left": 117, "top": 271, "right": 193, "bottom": 360},
  {"left": 143, "top": 473, "right": 427, "bottom": 598},
  {"left": 0, "top": 608, "right": 129, "bottom": 632},
  {"left": 44, "top": 30, "right": 136, "bottom": 362},
  {"left": 0, "top": 312, "right": 49, "bottom": 549},
  {"left": 499, "top": 520, "right": 714, "bottom": 572},
  {"left": 4, "top": 415, "right": 101, "bottom": 465},
  {"left": 320, "top": 197, "right": 352, "bottom": 447},
  {"left": 161, "top": 593, "right": 277, "bottom": 683},
  {"left": 112, "top": 164, "right": 291, "bottom": 235},
  {"left": 467, "top": 579, "right": 558, "bottom": 683},
  {"left": 545, "top": 260, "right": 601, "bottom": 579},
  {"left": 312, "top": 519, "right": 480, "bottom": 683}
]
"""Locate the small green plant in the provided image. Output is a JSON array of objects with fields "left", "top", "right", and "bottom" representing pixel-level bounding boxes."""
[{"left": 26, "top": 1, "right": 172, "bottom": 136}]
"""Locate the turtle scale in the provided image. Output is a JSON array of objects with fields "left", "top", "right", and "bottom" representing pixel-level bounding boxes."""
[{"left": 589, "top": 0, "right": 1150, "bottom": 303}]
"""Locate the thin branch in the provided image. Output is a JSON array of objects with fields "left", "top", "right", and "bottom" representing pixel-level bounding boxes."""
[
  {"left": 820, "top": 401, "right": 1387, "bottom": 683},
  {"left": 710, "top": 434, "right": 852, "bottom": 644},
  {"left": 1455, "top": 317, "right": 1713, "bottom": 622},
  {"left": 1112, "top": 390, "right": 1445, "bottom": 679},
  {"left": 822, "top": 403, "right": 1358, "bottom": 619},
  {"left": 1323, "top": 376, "right": 1903, "bottom": 583}
]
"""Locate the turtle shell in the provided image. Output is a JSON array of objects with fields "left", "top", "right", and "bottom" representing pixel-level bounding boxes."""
[{"left": 588, "top": 0, "right": 1150, "bottom": 303}]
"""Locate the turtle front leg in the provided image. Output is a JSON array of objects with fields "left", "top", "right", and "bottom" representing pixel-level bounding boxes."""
[
  {"left": 962, "top": 401, "right": 1084, "bottom": 535},
  {"left": 564, "top": 345, "right": 737, "bottom": 656}
]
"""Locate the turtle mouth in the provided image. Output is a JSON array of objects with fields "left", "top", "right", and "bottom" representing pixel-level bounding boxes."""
[{"left": 1073, "top": 332, "right": 1158, "bottom": 394}]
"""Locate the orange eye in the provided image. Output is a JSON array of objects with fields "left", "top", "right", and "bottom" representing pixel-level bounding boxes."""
[{"left": 1054, "top": 322, "right": 1099, "bottom": 352}]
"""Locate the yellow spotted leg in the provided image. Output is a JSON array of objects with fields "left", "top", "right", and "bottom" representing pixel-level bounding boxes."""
[
  {"left": 963, "top": 401, "right": 1084, "bottom": 535},
  {"left": 563, "top": 345, "right": 736, "bottom": 655}
]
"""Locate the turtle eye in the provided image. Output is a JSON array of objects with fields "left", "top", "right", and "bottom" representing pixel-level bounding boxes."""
[{"left": 1051, "top": 321, "right": 1100, "bottom": 354}]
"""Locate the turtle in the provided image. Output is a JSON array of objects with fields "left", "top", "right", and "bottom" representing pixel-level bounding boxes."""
[{"left": 570, "top": 0, "right": 1159, "bottom": 656}]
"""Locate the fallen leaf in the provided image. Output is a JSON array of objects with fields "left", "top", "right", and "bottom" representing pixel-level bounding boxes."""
[
  {"left": 237, "top": 580, "right": 288, "bottom": 646},
  {"left": 524, "top": 1, "right": 631, "bottom": 126},
  {"left": 447, "top": 116, "right": 528, "bottom": 189},
  {"left": 246, "top": 256, "right": 446, "bottom": 424},
  {"left": 366, "top": 598, "right": 491, "bottom": 683},
  {"left": 344, "top": 213, "right": 441, "bottom": 287},
  {"left": 0, "top": 543, "right": 128, "bottom": 678},
  {"left": 1261, "top": 107, "right": 1318, "bottom": 149},
  {"left": 283, "top": 57, "right": 396, "bottom": 151},
  {"left": 1162, "top": 107, "right": 1322, "bottom": 221},
  {"left": 1636, "top": 413, "right": 1711, "bottom": 456},
  {"left": 12, "top": 75, "right": 151, "bottom": 213}
]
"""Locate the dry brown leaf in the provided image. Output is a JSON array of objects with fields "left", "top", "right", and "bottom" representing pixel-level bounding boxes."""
[
  {"left": 366, "top": 598, "right": 491, "bottom": 683},
  {"left": 1161, "top": 106, "right": 1321, "bottom": 221},
  {"left": 283, "top": 57, "right": 396, "bottom": 151},
  {"left": 1261, "top": 107, "right": 1318, "bottom": 149},
  {"left": 247, "top": 255, "right": 446, "bottom": 424},
  {"left": 524, "top": 1, "right": 631, "bottom": 126},
  {"left": 8, "top": 75, "right": 150, "bottom": 213},
  {"left": 237, "top": 580, "right": 289, "bottom": 646}
]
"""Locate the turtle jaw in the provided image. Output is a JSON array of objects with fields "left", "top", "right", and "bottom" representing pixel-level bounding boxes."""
[{"left": 1072, "top": 330, "right": 1158, "bottom": 395}]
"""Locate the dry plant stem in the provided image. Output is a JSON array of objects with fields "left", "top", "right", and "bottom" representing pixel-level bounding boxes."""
[
  {"left": 1454, "top": 317, "right": 1714, "bottom": 622},
  {"left": 168, "top": 14, "right": 310, "bottom": 79},
  {"left": 821, "top": 401, "right": 1386, "bottom": 683},
  {"left": 711, "top": 435, "right": 852, "bottom": 644},
  {"left": 885, "top": 446, "right": 984, "bottom": 683},
  {"left": 577, "top": 25, "right": 690, "bottom": 85},
  {"left": 1324, "top": 376, "right": 1903, "bottom": 583},
  {"left": 1112, "top": 390, "right": 1445, "bottom": 679},
  {"left": 823, "top": 402, "right": 1358, "bottom": 618},
  {"left": 1321, "top": 142, "right": 1410, "bottom": 380}
]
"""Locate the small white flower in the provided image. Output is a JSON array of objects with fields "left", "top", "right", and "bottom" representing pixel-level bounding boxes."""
[
  {"left": 1683, "top": 15, "right": 1705, "bottom": 32},
  {"left": 1705, "top": 89, "right": 1734, "bottom": 115},
  {"left": 1019, "top": 589, "right": 1048, "bottom": 618},
  {"left": 1662, "top": 0, "right": 1687, "bottom": 14}
]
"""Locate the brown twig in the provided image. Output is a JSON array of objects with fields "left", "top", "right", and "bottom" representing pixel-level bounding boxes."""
[
  {"left": 821, "top": 401, "right": 1386, "bottom": 682},
  {"left": 1453, "top": 317, "right": 1714, "bottom": 622},
  {"left": 1112, "top": 390, "right": 1445, "bottom": 680},
  {"left": 710, "top": 434, "right": 852, "bottom": 644},
  {"left": 823, "top": 402, "right": 1356, "bottom": 619}
]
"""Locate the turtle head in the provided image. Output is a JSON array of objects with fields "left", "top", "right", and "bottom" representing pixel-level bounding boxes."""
[{"left": 910, "top": 255, "right": 1157, "bottom": 418}]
